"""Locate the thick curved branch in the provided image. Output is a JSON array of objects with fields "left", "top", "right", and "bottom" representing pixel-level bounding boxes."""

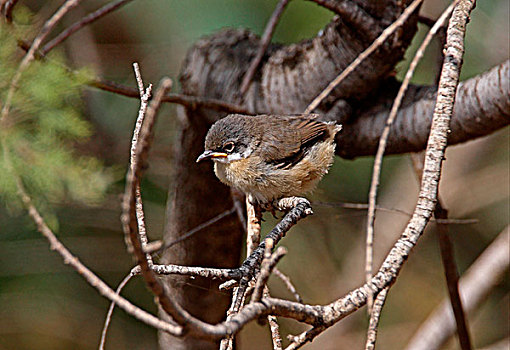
[
  {"left": 181, "top": 0, "right": 419, "bottom": 115},
  {"left": 337, "top": 60, "right": 510, "bottom": 158}
]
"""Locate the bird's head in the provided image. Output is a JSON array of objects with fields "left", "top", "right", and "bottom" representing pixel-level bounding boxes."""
[{"left": 196, "top": 114, "right": 257, "bottom": 164}]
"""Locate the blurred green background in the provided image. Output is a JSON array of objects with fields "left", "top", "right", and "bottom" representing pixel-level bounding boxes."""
[{"left": 0, "top": 1, "right": 508, "bottom": 349}]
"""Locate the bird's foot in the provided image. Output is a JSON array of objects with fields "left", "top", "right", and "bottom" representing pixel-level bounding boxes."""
[{"left": 273, "top": 196, "right": 313, "bottom": 215}]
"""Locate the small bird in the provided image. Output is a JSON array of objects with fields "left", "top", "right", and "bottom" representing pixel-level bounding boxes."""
[{"left": 196, "top": 114, "right": 341, "bottom": 204}]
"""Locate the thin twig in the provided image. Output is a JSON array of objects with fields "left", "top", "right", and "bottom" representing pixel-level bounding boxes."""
[
  {"left": 365, "top": 288, "right": 389, "bottom": 350},
  {"left": 267, "top": 307, "right": 283, "bottom": 350},
  {"left": 134, "top": 264, "right": 239, "bottom": 280},
  {"left": 126, "top": 62, "right": 153, "bottom": 259},
  {"left": 314, "top": 201, "right": 477, "bottom": 224},
  {"left": 220, "top": 285, "right": 247, "bottom": 350},
  {"left": 304, "top": 0, "right": 423, "bottom": 113},
  {"left": 246, "top": 197, "right": 262, "bottom": 257},
  {"left": 89, "top": 78, "right": 250, "bottom": 113},
  {"left": 99, "top": 270, "right": 135, "bottom": 350},
  {"left": 121, "top": 73, "right": 194, "bottom": 325},
  {"left": 240, "top": 0, "right": 290, "bottom": 95},
  {"left": 286, "top": 326, "right": 327, "bottom": 350},
  {"left": 364, "top": 1, "right": 457, "bottom": 310},
  {"left": 273, "top": 268, "right": 303, "bottom": 303},
  {"left": 231, "top": 188, "right": 248, "bottom": 232},
  {"left": 41, "top": 0, "right": 134, "bottom": 55},
  {"left": 411, "top": 153, "right": 472, "bottom": 350},
  {"left": 151, "top": 207, "right": 237, "bottom": 254},
  {"left": 435, "top": 201, "right": 472, "bottom": 350},
  {"left": 14, "top": 40, "right": 250, "bottom": 114}
]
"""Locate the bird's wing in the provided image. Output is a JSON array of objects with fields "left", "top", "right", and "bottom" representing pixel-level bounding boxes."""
[{"left": 258, "top": 115, "right": 329, "bottom": 167}]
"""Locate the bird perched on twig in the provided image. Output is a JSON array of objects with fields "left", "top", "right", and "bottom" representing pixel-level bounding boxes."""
[{"left": 197, "top": 114, "right": 341, "bottom": 205}]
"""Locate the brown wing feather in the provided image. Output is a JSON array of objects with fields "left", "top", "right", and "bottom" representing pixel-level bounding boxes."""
[{"left": 258, "top": 115, "right": 329, "bottom": 166}]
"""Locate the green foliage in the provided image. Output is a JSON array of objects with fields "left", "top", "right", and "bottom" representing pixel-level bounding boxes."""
[{"left": 0, "top": 24, "right": 112, "bottom": 221}]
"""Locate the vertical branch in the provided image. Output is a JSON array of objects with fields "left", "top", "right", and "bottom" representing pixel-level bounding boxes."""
[
  {"left": 125, "top": 62, "right": 153, "bottom": 262},
  {"left": 435, "top": 203, "right": 472, "bottom": 350},
  {"left": 121, "top": 74, "right": 194, "bottom": 326},
  {"left": 99, "top": 270, "right": 136, "bottom": 350},
  {"left": 267, "top": 311, "right": 283, "bottom": 350},
  {"left": 220, "top": 197, "right": 262, "bottom": 350},
  {"left": 228, "top": 0, "right": 293, "bottom": 341},
  {"left": 365, "top": 287, "right": 389, "bottom": 350},
  {"left": 251, "top": 240, "right": 286, "bottom": 350},
  {"left": 364, "top": 1, "right": 457, "bottom": 310},
  {"left": 239, "top": 0, "right": 290, "bottom": 95},
  {"left": 411, "top": 153, "right": 472, "bottom": 350},
  {"left": 246, "top": 196, "right": 262, "bottom": 255}
]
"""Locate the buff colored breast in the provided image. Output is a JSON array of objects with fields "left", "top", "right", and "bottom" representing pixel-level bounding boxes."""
[{"left": 214, "top": 139, "right": 336, "bottom": 203}]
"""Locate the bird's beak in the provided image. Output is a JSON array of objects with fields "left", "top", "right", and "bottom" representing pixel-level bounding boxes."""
[{"left": 196, "top": 150, "right": 228, "bottom": 163}]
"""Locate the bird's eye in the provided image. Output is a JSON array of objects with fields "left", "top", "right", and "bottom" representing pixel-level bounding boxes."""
[{"left": 223, "top": 142, "right": 235, "bottom": 153}]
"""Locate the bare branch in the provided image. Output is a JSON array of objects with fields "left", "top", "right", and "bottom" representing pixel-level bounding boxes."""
[
  {"left": 125, "top": 62, "right": 153, "bottom": 258},
  {"left": 364, "top": 1, "right": 457, "bottom": 310},
  {"left": 99, "top": 270, "right": 135, "bottom": 350},
  {"left": 411, "top": 153, "right": 472, "bottom": 350},
  {"left": 365, "top": 288, "right": 389, "bottom": 350},
  {"left": 246, "top": 197, "right": 262, "bottom": 257},
  {"left": 220, "top": 197, "right": 261, "bottom": 349},
  {"left": 274, "top": 268, "right": 303, "bottom": 303},
  {"left": 220, "top": 285, "right": 247, "bottom": 350},
  {"left": 14, "top": 40, "right": 250, "bottom": 114},
  {"left": 286, "top": 326, "right": 327, "bottom": 350},
  {"left": 152, "top": 207, "right": 237, "bottom": 254},
  {"left": 135, "top": 264, "right": 238, "bottom": 280},
  {"left": 121, "top": 74, "right": 195, "bottom": 326},
  {"left": 267, "top": 309, "right": 283, "bottom": 350},
  {"left": 240, "top": 0, "right": 290, "bottom": 95},
  {"left": 435, "top": 202, "right": 472, "bottom": 350},
  {"left": 405, "top": 226, "right": 509, "bottom": 350},
  {"left": 315, "top": 201, "right": 477, "bottom": 224},
  {"left": 41, "top": 0, "right": 134, "bottom": 55},
  {"left": 88, "top": 78, "right": 249, "bottom": 114}
]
